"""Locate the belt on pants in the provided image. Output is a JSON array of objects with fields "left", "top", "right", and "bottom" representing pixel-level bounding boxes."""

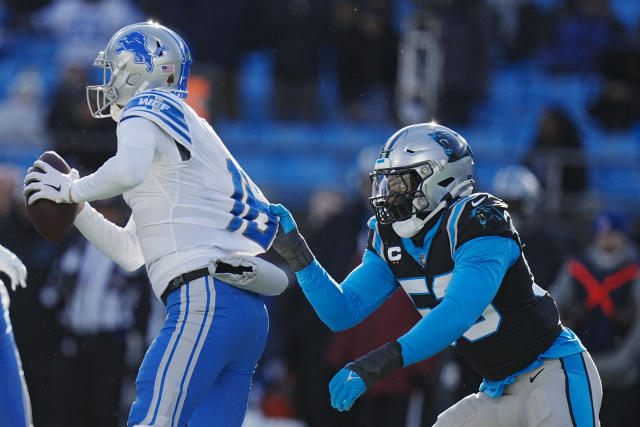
[{"left": 161, "top": 267, "right": 210, "bottom": 305}]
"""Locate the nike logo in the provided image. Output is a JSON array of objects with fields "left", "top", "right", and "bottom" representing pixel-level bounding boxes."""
[
  {"left": 529, "top": 368, "right": 544, "bottom": 383},
  {"left": 345, "top": 371, "right": 360, "bottom": 382},
  {"left": 471, "top": 197, "right": 486, "bottom": 207},
  {"left": 44, "top": 184, "right": 61, "bottom": 192}
]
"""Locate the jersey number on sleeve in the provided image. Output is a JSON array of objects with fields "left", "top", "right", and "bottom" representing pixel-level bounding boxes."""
[{"left": 226, "top": 159, "right": 277, "bottom": 249}]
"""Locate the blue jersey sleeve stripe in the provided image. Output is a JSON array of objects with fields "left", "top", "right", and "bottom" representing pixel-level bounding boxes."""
[
  {"left": 146, "top": 90, "right": 186, "bottom": 113},
  {"left": 124, "top": 108, "right": 191, "bottom": 143},
  {"left": 124, "top": 91, "right": 189, "bottom": 132}
]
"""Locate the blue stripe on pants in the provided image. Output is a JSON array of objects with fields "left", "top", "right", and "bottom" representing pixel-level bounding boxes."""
[
  {"left": 129, "top": 277, "right": 268, "bottom": 426},
  {"left": 561, "top": 353, "right": 596, "bottom": 427},
  {"left": 128, "top": 284, "right": 189, "bottom": 425}
]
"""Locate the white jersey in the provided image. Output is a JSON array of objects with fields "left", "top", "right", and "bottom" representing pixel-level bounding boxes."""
[{"left": 72, "top": 89, "right": 277, "bottom": 297}]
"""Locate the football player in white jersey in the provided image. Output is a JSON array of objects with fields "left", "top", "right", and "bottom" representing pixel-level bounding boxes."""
[{"left": 23, "top": 22, "right": 285, "bottom": 426}]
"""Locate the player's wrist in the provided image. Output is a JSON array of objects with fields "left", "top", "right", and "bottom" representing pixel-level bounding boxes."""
[
  {"left": 271, "top": 226, "right": 314, "bottom": 272},
  {"left": 347, "top": 341, "right": 404, "bottom": 388}
]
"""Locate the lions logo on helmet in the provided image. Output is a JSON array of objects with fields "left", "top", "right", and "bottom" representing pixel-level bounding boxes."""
[
  {"left": 369, "top": 123, "right": 475, "bottom": 238},
  {"left": 86, "top": 21, "right": 192, "bottom": 121},
  {"left": 115, "top": 31, "right": 168, "bottom": 72}
]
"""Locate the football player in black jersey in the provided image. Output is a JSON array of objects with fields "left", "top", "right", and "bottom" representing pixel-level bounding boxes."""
[{"left": 270, "top": 123, "right": 602, "bottom": 426}]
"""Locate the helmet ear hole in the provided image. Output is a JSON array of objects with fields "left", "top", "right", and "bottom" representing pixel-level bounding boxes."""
[
  {"left": 438, "top": 177, "right": 454, "bottom": 187},
  {"left": 167, "top": 74, "right": 174, "bottom": 85},
  {"left": 126, "top": 73, "right": 141, "bottom": 86}
]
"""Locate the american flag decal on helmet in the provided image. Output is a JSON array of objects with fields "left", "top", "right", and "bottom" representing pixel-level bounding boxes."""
[{"left": 161, "top": 65, "right": 174, "bottom": 74}]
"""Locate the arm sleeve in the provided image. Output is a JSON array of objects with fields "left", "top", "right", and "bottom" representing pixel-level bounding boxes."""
[
  {"left": 73, "top": 203, "right": 145, "bottom": 271},
  {"left": 295, "top": 249, "right": 398, "bottom": 332},
  {"left": 70, "top": 117, "right": 158, "bottom": 202},
  {"left": 398, "top": 236, "right": 521, "bottom": 366}
]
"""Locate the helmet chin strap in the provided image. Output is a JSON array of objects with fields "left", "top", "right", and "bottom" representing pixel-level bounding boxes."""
[
  {"left": 110, "top": 104, "right": 123, "bottom": 122},
  {"left": 392, "top": 179, "right": 475, "bottom": 238}
]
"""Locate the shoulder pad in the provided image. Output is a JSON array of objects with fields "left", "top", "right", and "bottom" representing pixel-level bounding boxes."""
[
  {"left": 120, "top": 89, "right": 191, "bottom": 148},
  {"left": 444, "top": 193, "right": 516, "bottom": 254}
]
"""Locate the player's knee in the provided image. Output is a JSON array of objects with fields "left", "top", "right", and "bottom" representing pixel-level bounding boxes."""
[{"left": 434, "top": 397, "right": 478, "bottom": 427}]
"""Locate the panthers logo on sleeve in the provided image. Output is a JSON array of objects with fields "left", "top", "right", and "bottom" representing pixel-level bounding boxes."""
[{"left": 445, "top": 193, "right": 519, "bottom": 255}]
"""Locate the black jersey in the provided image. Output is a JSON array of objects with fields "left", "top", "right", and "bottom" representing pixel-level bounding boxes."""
[{"left": 366, "top": 193, "right": 562, "bottom": 380}]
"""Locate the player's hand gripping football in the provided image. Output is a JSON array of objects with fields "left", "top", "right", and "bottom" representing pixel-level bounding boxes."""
[
  {"left": 269, "top": 204, "right": 314, "bottom": 272},
  {"left": 0, "top": 244, "right": 27, "bottom": 291},
  {"left": 23, "top": 160, "right": 79, "bottom": 205},
  {"left": 329, "top": 366, "right": 367, "bottom": 411}
]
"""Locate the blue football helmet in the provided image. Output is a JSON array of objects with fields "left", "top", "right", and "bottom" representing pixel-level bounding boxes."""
[
  {"left": 369, "top": 123, "right": 475, "bottom": 237},
  {"left": 86, "top": 21, "right": 192, "bottom": 121}
]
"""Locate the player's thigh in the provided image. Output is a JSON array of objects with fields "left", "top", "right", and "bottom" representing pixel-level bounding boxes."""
[
  {"left": 524, "top": 353, "right": 601, "bottom": 427},
  {"left": 128, "top": 281, "right": 222, "bottom": 426},
  {"left": 434, "top": 392, "right": 504, "bottom": 427},
  {"left": 188, "top": 369, "right": 255, "bottom": 427},
  {"left": 186, "top": 281, "right": 269, "bottom": 426}
]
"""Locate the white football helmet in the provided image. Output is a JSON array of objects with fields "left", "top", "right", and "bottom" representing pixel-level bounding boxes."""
[
  {"left": 369, "top": 123, "right": 474, "bottom": 238},
  {"left": 86, "top": 21, "right": 192, "bottom": 121}
]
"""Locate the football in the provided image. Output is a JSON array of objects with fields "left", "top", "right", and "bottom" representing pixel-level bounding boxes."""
[{"left": 24, "top": 151, "right": 78, "bottom": 243}]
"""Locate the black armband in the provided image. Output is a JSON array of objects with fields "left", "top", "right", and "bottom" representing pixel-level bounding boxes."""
[
  {"left": 346, "top": 341, "right": 404, "bottom": 388},
  {"left": 271, "top": 225, "right": 314, "bottom": 272}
]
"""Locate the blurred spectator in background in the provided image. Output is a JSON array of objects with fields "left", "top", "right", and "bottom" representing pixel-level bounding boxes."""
[
  {"left": 38, "top": 198, "right": 151, "bottom": 427},
  {"left": 551, "top": 209, "right": 640, "bottom": 427},
  {"left": 0, "top": 165, "right": 20, "bottom": 226},
  {"left": 31, "top": 0, "right": 142, "bottom": 71},
  {"left": 332, "top": 0, "right": 397, "bottom": 122},
  {"left": 0, "top": 69, "right": 49, "bottom": 149},
  {"left": 491, "top": 165, "right": 567, "bottom": 288},
  {"left": 524, "top": 107, "right": 588, "bottom": 214},
  {"left": 136, "top": 0, "right": 255, "bottom": 120},
  {"left": 589, "top": 45, "right": 640, "bottom": 130},
  {"left": 260, "top": 0, "right": 328, "bottom": 121},
  {"left": 396, "top": 0, "right": 491, "bottom": 125},
  {"left": 47, "top": 66, "right": 115, "bottom": 170},
  {"left": 540, "top": 0, "right": 624, "bottom": 73}
]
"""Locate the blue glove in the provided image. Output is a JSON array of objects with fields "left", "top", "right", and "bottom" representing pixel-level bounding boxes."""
[
  {"left": 269, "top": 203, "right": 297, "bottom": 233},
  {"left": 329, "top": 367, "right": 367, "bottom": 412}
]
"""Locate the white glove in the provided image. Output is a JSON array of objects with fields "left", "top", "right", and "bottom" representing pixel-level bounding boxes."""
[
  {"left": 23, "top": 160, "right": 79, "bottom": 205},
  {"left": 0, "top": 244, "right": 27, "bottom": 291},
  {"left": 209, "top": 255, "right": 288, "bottom": 296}
]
